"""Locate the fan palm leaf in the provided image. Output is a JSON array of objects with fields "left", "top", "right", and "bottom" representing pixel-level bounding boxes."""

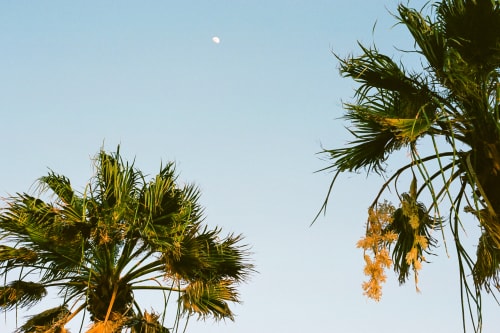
[{"left": 180, "top": 280, "right": 238, "bottom": 320}]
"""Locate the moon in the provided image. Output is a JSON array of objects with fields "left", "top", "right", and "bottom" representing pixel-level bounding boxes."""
[{"left": 212, "top": 36, "right": 220, "bottom": 44}]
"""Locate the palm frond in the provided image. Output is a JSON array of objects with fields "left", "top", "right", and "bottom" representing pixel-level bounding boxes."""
[
  {"left": 139, "top": 166, "right": 184, "bottom": 229},
  {"left": 385, "top": 193, "right": 441, "bottom": 284},
  {"left": 162, "top": 227, "right": 253, "bottom": 283},
  {"left": 438, "top": 0, "right": 500, "bottom": 71},
  {"left": 0, "top": 245, "right": 38, "bottom": 265},
  {"left": 180, "top": 280, "right": 238, "bottom": 321},
  {"left": 398, "top": 5, "right": 446, "bottom": 75},
  {"left": 326, "top": 45, "right": 442, "bottom": 174},
  {"left": 17, "top": 305, "right": 70, "bottom": 333},
  {"left": 128, "top": 311, "right": 171, "bottom": 333},
  {"left": 473, "top": 231, "right": 500, "bottom": 292},
  {"left": 38, "top": 171, "right": 75, "bottom": 205},
  {"left": 0, "top": 281, "right": 46, "bottom": 310},
  {"left": 94, "top": 148, "right": 143, "bottom": 211},
  {"left": 326, "top": 109, "right": 403, "bottom": 173}
]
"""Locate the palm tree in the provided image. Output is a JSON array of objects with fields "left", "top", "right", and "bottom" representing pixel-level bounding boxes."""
[
  {"left": 0, "top": 148, "right": 253, "bottom": 333},
  {"left": 318, "top": 0, "right": 499, "bottom": 331}
]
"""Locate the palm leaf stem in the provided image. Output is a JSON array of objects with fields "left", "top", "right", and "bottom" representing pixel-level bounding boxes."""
[
  {"left": 416, "top": 161, "right": 458, "bottom": 204},
  {"left": 411, "top": 149, "right": 440, "bottom": 206},
  {"left": 370, "top": 152, "right": 457, "bottom": 206},
  {"left": 120, "top": 248, "right": 155, "bottom": 279},
  {"left": 464, "top": 154, "right": 496, "bottom": 217},
  {"left": 127, "top": 274, "right": 166, "bottom": 285},
  {"left": 114, "top": 239, "right": 143, "bottom": 275},
  {"left": 451, "top": 191, "right": 482, "bottom": 332},
  {"left": 180, "top": 314, "right": 190, "bottom": 333},
  {"left": 122, "top": 259, "right": 165, "bottom": 284},
  {"left": 173, "top": 286, "right": 183, "bottom": 333},
  {"left": 412, "top": 148, "right": 462, "bottom": 255},
  {"left": 311, "top": 169, "right": 342, "bottom": 224},
  {"left": 131, "top": 285, "right": 183, "bottom": 292},
  {"left": 151, "top": 276, "right": 173, "bottom": 327}
]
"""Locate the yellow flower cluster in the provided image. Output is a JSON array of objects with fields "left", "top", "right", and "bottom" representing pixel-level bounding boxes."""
[
  {"left": 357, "top": 202, "right": 397, "bottom": 301},
  {"left": 401, "top": 194, "right": 430, "bottom": 291},
  {"left": 406, "top": 234, "right": 429, "bottom": 292}
]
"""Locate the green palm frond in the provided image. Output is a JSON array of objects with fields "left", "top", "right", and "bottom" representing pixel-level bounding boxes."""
[
  {"left": 327, "top": 104, "right": 405, "bottom": 173},
  {"left": 162, "top": 227, "right": 253, "bottom": 283},
  {"left": 327, "top": 45, "right": 442, "bottom": 174},
  {"left": 339, "top": 44, "right": 440, "bottom": 118},
  {"left": 326, "top": 104, "right": 436, "bottom": 174},
  {"left": 438, "top": 0, "right": 500, "bottom": 70},
  {"left": 38, "top": 171, "right": 75, "bottom": 205},
  {"left": 0, "top": 195, "right": 87, "bottom": 268},
  {"left": 210, "top": 232, "right": 254, "bottom": 282},
  {"left": 141, "top": 164, "right": 181, "bottom": 226},
  {"left": 94, "top": 148, "right": 143, "bottom": 211},
  {"left": 398, "top": 5, "right": 446, "bottom": 75}
]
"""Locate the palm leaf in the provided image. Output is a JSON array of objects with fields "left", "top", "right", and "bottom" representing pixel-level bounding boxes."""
[
  {"left": 398, "top": 5, "right": 446, "bottom": 75},
  {"left": 0, "top": 281, "right": 46, "bottom": 310},
  {"left": 180, "top": 280, "right": 238, "bottom": 320},
  {"left": 18, "top": 306, "right": 70, "bottom": 333},
  {"left": 162, "top": 227, "right": 253, "bottom": 283},
  {"left": 473, "top": 231, "right": 500, "bottom": 292},
  {"left": 438, "top": 0, "right": 500, "bottom": 70},
  {"left": 38, "top": 171, "right": 75, "bottom": 205},
  {"left": 129, "top": 311, "right": 171, "bottom": 333},
  {"left": 0, "top": 245, "right": 37, "bottom": 265}
]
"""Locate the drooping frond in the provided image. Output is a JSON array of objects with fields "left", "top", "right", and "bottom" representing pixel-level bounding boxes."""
[
  {"left": 0, "top": 245, "right": 38, "bottom": 265},
  {"left": 129, "top": 311, "right": 171, "bottom": 333},
  {"left": 384, "top": 193, "right": 441, "bottom": 284},
  {"left": 473, "top": 231, "right": 500, "bottom": 292},
  {"left": 180, "top": 280, "right": 238, "bottom": 321},
  {"left": 0, "top": 281, "right": 46, "bottom": 310},
  {"left": 17, "top": 306, "right": 70, "bottom": 333}
]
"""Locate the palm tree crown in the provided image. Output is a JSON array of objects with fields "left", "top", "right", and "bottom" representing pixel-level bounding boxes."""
[
  {"left": 319, "top": 0, "right": 499, "bottom": 331},
  {"left": 0, "top": 148, "right": 253, "bottom": 333}
]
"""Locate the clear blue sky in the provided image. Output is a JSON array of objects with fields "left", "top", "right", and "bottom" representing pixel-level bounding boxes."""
[{"left": 1, "top": 1, "right": 498, "bottom": 332}]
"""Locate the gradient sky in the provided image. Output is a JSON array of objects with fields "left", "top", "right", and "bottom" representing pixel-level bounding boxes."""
[{"left": 1, "top": 1, "right": 498, "bottom": 332}]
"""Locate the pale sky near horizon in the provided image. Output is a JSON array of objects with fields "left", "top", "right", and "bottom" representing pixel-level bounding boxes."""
[{"left": 1, "top": 1, "right": 499, "bottom": 332}]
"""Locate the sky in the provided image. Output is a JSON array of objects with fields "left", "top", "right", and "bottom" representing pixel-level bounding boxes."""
[{"left": 0, "top": 1, "right": 499, "bottom": 332}]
